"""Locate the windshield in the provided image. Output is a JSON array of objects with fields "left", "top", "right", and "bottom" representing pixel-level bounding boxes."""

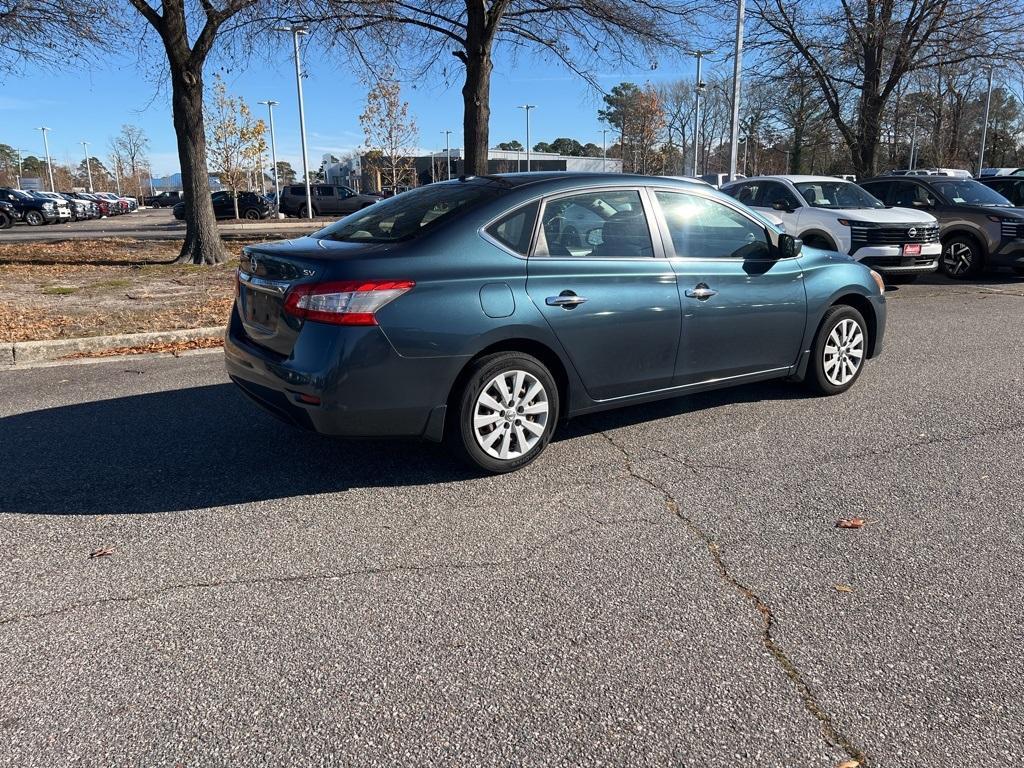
[
  {"left": 933, "top": 180, "right": 1012, "bottom": 207},
  {"left": 314, "top": 180, "right": 504, "bottom": 243},
  {"left": 794, "top": 181, "right": 883, "bottom": 209},
  {"left": 9, "top": 189, "right": 32, "bottom": 199}
]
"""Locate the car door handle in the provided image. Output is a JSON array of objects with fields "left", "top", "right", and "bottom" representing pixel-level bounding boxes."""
[
  {"left": 546, "top": 293, "right": 589, "bottom": 308},
  {"left": 685, "top": 284, "right": 718, "bottom": 301}
]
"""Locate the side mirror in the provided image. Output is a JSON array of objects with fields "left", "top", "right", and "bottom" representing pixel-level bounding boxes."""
[
  {"left": 778, "top": 233, "right": 802, "bottom": 259},
  {"left": 771, "top": 199, "right": 792, "bottom": 212}
]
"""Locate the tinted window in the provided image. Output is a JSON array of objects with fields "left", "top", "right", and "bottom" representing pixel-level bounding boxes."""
[
  {"left": 761, "top": 182, "right": 801, "bottom": 210},
  {"left": 655, "top": 191, "right": 771, "bottom": 260},
  {"left": 314, "top": 180, "right": 502, "bottom": 243},
  {"left": 287, "top": 186, "right": 305, "bottom": 195},
  {"left": 316, "top": 186, "right": 335, "bottom": 197},
  {"left": 728, "top": 182, "right": 761, "bottom": 206},
  {"left": 486, "top": 201, "right": 539, "bottom": 255},
  {"left": 536, "top": 190, "right": 653, "bottom": 258},
  {"left": 860, "top": 181, "right": 891, "bottom": 202},
  {"left": 891, "top": 181, "right": 933, "bottom": 207}
]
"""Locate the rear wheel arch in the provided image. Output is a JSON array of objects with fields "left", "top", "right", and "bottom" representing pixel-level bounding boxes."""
[
  {"left": 829, "top": 293, "right": 877, "bottom": 358},
  {"left": 447, "top": 338, "right": 570, "bottom": 424}
]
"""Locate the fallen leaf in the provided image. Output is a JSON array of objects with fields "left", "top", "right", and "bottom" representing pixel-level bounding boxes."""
[
  {"left": 836, "top": 517, "right": 878, "bottom": 529},
  {"left": 89, "top": 548, "right": 114, "bottom": 559},
  {"left": 835, "top": 584, "right": 855, "bottom": 593},
  {"left": 837, "top": 760, "right": 860, "bottom": 768}
]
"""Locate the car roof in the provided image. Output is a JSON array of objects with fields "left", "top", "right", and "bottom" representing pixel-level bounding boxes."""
[
  {"left": 727, "top": 175, "right": 853, "bottom": 185},
  {"left": 467, "top": 172, "right": 712, "bottom": 190}
]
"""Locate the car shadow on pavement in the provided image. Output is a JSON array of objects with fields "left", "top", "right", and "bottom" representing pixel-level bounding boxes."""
[{"left": 0, "top": 379, "right": 806, "bottom": 516}]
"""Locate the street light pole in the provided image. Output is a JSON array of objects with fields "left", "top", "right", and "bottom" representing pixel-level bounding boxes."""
[
  {"left": 38, "top": 127, "right": 55, "bottom": 190},
  {"left": 518, "top": 104, "right": 535, "bottom": 171},
  {"left": 442, "top": 130, "right": 452, "bottom": 179},
  {"left": 258, "top": 100, "right": 281, "bottom": 210},
  {"left": 15, "top": 149, "right": 24, "bottom": 188},
  {"left": 909, "top": 111, "right": 920, "bottom": 170},
  {"left": 276, "top": 25, "right": 312, "bottom": 219},
  {"left": 601, "top": 128, "right": 609, "bottom": 171},
  {"left": 81, "top": 140, "right": 93, "bottom": 192},
  {"left": 978, "top": 66, "right": 994, "bottom": 175},
  {"left": 728, "top": 0, "right": 745, "bottom": 182},
  {"left": 690, "top": 50, "right": 712, "bottom": 177}
]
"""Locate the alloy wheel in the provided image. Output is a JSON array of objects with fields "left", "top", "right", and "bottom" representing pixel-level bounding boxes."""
[
  {"left": 823, "top": 318, "right": 864, "bottom": 387},
  {"left": 942, "top": 242, "right": 974, "bottom": 277},
  {"left": 472, "top": 370, "right": 549, "bottom": 461}
]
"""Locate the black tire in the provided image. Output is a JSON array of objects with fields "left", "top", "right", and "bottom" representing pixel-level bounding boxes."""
[
  {"left": 243, "top": 208, "right": 261, "bottom": 220},
  {"left": 298, "top": 204, "right": 317, "bottom": 218},
  {"left": 0, "top": 212, "right": 11, "bottom": 229},
  {"left": 886, "top": 274, "right": 918, "bottom": 284},
  {"left": 25, "top": 210, "right": 45, "bottom": 226},
  {"left": 450, "top": 351, "right": 560, "bottom": 473},
  {"left": 806, "top": 305, "right": 869, "bottom": 396},
  {"left": 1012, "top": 267, "right": 1024, "bottom": 276},
  {"left": 940, "top": 234, "right": 983, "bottom": 279}
]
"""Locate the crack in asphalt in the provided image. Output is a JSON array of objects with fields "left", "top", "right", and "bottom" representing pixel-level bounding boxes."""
[{"left": 598, "top": 429, "right": 870, "bottom": 767}]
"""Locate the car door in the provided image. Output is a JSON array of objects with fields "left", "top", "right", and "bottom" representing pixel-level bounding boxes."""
[
  {"left": 525, "top": 187, "right": 682, "bottom": 401},
  {"left": 210, "top": 191, "right": 231, "bottom": 218},
  {"left": 760, "top": 181, "right": 803, "bottom": 233},
  {"left": 652, "top": 189, "right": 807, "bottom": 386},
  {"left": 336, "top": 187, "right": 363, "bottom": 214}
]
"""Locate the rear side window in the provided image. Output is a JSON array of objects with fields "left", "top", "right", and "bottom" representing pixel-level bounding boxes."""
[
  {"left": 316, "top": 186, "right": 335, "bottom": 197},
  {"left": 287, "top": 186, "right": 305, "bottom": 195},
  {"left": 314, "top": 180, "right": 503, "bottom": 243},
  {"left": 860, "top": 181, "right": 891, "bottom": 203},
  {"left": 486, "top": 201, "right": 539, "bottom": 255}
]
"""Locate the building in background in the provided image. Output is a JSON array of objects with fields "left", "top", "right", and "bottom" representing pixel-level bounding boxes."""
[{"left": 324, "top": 150, "right": 623, "bottom": 192}]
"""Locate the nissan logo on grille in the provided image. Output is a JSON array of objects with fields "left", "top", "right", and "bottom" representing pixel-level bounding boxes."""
[
  {"left": 249, "top": 254, "right": 259, "bottom": 273},
  {"left": 907, "top": 227, "right": 917, "bottom": 238}
]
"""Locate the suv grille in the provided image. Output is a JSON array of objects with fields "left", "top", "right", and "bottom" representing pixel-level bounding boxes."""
[
  {"left": 1000, "top": 220, "right": 1024, "bottom": 240},
  {"left": 849, "top": 223, "right": 940, "bottom": 253}
]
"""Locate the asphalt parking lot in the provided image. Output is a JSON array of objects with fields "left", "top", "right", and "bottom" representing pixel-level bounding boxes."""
[{"left": 1, "top": 274, "right": 1023, "bottom": 766}]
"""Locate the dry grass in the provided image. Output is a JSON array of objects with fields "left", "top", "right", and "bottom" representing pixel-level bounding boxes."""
[{"left": 0, "top": 239, "right": 246, "bottom": 342}]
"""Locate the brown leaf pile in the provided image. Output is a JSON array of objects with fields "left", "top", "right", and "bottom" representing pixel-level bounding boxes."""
[{"left": 61, "top": 337, "right": 224, "bottom": 360}]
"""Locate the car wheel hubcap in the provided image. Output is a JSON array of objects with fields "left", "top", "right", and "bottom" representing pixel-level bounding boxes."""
[
  {"left": 473, "top": 370, "right": 549, "bottom": 461},
  {"left": 943, "top": 242, "right": 972, "bottom": 275},
  {"left": 823, "top": 318, "right": 864, "bottom": 387}
]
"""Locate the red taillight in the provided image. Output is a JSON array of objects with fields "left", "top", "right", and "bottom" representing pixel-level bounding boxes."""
[{"left": 283, "top": 280, "right": 415, "bottom": 325}]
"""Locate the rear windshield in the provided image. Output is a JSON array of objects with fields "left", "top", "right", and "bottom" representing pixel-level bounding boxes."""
[{"left": 313, "top": 181, "right": 504, "bottom": 243}]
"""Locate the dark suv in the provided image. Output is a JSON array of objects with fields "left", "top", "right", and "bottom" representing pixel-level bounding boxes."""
[
  {"left": 0, "top": 187, "right": 61, "bottom": 226},
  {"left": 978, "top": 176, "right": 1024, "bottom": 208},
  {"left": 173, "top": 191, "right": 275, "bottom": 221},
  {"left": 859, "top": 176, "right": 1024, "bottom": 278},
  {"left": 279, "top": 184, "right": 379, "bottom": 218}
]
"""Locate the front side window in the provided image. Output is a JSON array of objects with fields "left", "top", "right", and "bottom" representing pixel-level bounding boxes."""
[
  {"left": 486, "top": 201, "right": 539, "bottom": 255},
  {"left": 314, "top": 180, "right": 503, "bottom": 243},
  {"left": 761, "top": 182, "right": 801, "bottom": 210},
  {"left": 316, "top": 186, "right": 335, "bottom": 197},
  {"left": 655, "top": 191, "right": 771, "bottom": 260},
  {"left": 794, "top": 181, "right": 883, "bottom": 209},
  {"left": 535, "top": 190, "right": 653, "bottom": 258},
  {"left": 891, "top": 181, "right": 933, "bottom": 208}
]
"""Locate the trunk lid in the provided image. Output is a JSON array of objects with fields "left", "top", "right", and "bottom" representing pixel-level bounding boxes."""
[{"left": 236, "top": 236, "right": 386, "bottom": 356}]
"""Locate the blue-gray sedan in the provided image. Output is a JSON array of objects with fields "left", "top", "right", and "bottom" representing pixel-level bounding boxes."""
[{"left": 225, "top": 173, "right": 887, "bottom": 472}]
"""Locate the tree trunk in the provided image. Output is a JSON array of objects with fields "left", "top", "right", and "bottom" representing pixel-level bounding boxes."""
[
  {"left": 170, "top": 66, "right": 224, "bottom": 265},
  {"left": 461, "top": 51, "right": 492, "bottom": 176}
]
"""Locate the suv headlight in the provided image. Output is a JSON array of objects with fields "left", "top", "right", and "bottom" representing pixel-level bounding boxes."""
[{"left": 41, "top": 202, "right": 54, "bottom": 209}]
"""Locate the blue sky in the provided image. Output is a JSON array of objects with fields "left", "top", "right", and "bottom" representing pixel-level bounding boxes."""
[{"left": 1, "top": 39, "right": 723, "bottom": 177}]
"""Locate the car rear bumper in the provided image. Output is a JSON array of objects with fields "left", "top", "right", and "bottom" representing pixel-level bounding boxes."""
[{"left": 224, "top": 305, "right": 464, "bottom": 440}]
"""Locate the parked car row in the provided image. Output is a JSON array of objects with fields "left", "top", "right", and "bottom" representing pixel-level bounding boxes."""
[
  {"left": 172, "top": 190, "right": 277, "bottom": 221},
  {"left": 0, "top": 187, "right": 140, "bottom": 228},
  {"left": 719, "top": 174, "right": 1024, "bottom": 281}
]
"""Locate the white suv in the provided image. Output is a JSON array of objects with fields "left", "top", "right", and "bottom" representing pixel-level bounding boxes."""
[{"left": 722, "top": 175, "right": 941, "bottom": 281}]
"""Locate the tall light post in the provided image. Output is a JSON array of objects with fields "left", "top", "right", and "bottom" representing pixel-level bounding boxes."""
[
  {"left": 258, "top": 100, "right": 281, "bottom": 209},
  {"left": 441, "top": 130, "right": 453, "bottom": 179},
  {"left": 15, "top": 149, "right": 25, "bottom": 188},
  {"left": 518, "top": 104, "right": 536, "bottom": 171},
  {"left": 690, "top": 50, "right": 712, "bottom": 177},
  {"left": 978, "top": 66, "right": 994, "bottom": 175},
  {"left": 276, "top": 25, "right": 312, "bottom": 219},
  {"left": 80, "top": 141, "right": 93, "bottom": 192},
  {"left": 37, "top": 127, "right": 55, "bottom": 190},
  {"left": 728, "top": 0, "right": 745, "bottom": 182},
  {"left": 601, "top": 128, "right": 609, "bottom": 171},
  {"left": 909, "top": 111, "right": 921, "bottom": 170}
]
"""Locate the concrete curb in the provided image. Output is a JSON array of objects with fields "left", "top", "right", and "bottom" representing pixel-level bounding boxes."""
[{"left": 3, "top": 326, "right": 225, "bottom": 367}]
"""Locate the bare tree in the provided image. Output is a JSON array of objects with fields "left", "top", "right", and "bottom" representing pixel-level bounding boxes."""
[
  {"left": 125, "top": 0, "right": 263, "bottom": 264},
  {"left": 0, "top": 1, "right": 111, "bottom": 64},
  {"left": 359, "top": 72, "right": 419, "bottom": 191},
  {"left": 748, "top": 0, "right": 1024, "bottom": 177},
  {"left": 306, "top": 0, "right": 696, "bottom": 175}
]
